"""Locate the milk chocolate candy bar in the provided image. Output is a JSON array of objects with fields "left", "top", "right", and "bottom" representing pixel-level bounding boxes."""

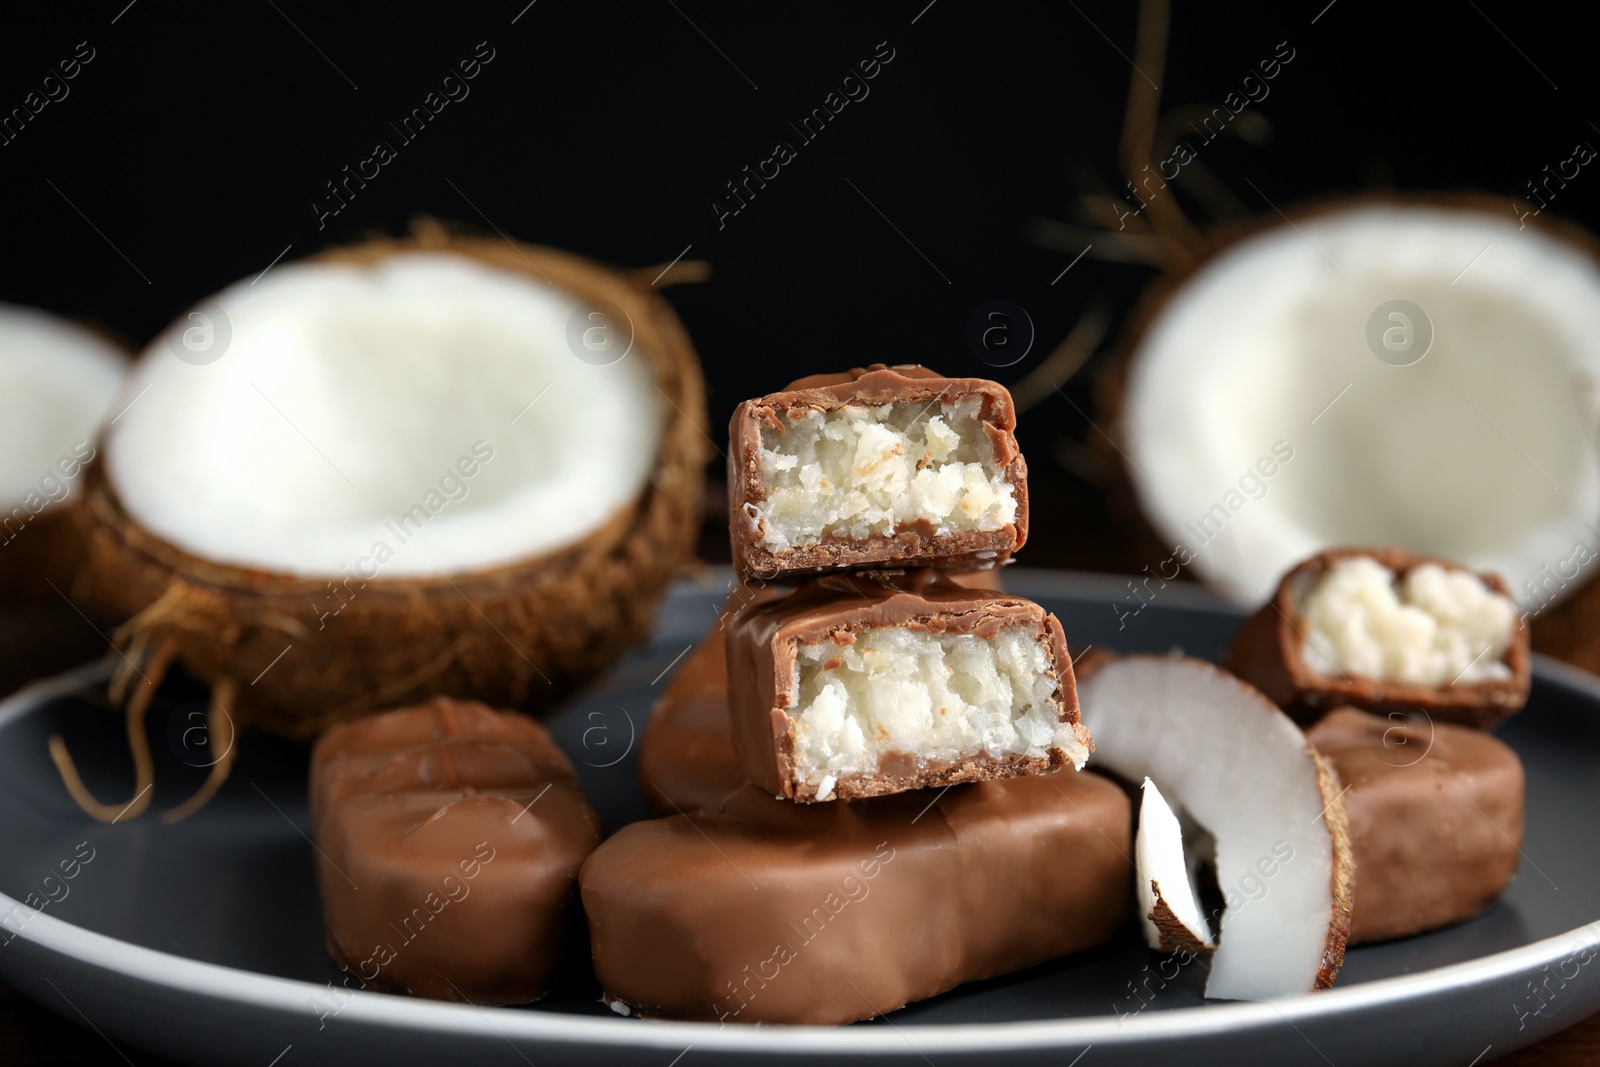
[
  {"left": 311, "top": 698, "right": 603, "bottom": 1004},
  {"left": 727, "top": 570, "right": 1089, "bottom": 802},
  {"left": 1307, "top": 707, "right": 1524, "bottom": 943},
  {"left": 729, "top": 365, "right": 1027, "bottom": 581},
  {"left": 1228, "top": 547, "right": 1530, "bottom": 728},
  {"left": 638, "top": 570, "right": 1006, "bottom": 814},
  {"left": 581, "top": 773, "right": 1131, "bottom": 1024}
]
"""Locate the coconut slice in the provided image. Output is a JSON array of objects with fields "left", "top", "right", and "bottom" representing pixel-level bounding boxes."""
[
  {"left": 69, "top": 226, "right": 706, "bottom": 820},
  {"left": 1136, "top": 777, "right": 1215, "bottom": 954},
  {"left": 0, "top": 304, "right": 126, "bottom": 600},
  {"left": 1078, "top": 655, "right": 1352, "bottom": 1000},
  {"left": 1110, "top": 198, "right": 1600, "bottom": 615}
]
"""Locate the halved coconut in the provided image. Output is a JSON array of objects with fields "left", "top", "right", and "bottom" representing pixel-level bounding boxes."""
[
  {"left": 70, "top": 225, "right": 706, "bottom": 819},
  {"left": 1136, "top": 777, "right": 1215, "bottom": 955},
  {"left": 1103, "top": 197, "right": 1600, "bottom": 632},
  {"left": 1078, "top": 655, "right": 1353, "bottom": 1000},
  {"left": 0, "top": 304, "right": 126, "bottom": 601}
]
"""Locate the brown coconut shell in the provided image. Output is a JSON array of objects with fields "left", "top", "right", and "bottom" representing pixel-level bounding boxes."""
[
  {"left": 1093, "top": 192, "right": 1600, "bottom": 646},
  {"left": 1532, "top": 583, "right": 1600, "bottom": 674},
  {"left": 0, "top": 504, "right": 93, "bottom": 604},
  {"left": 1146, "top": 879, "right": 1214, "bottom": 956},
  {"left": 73, "top": 228, "right": 708, "bottom": 739},
  {"left": 1226, "top": 546, "right": 1531, "bottom": 730},
  {"left": 1310, "top": 744, "right": 1355, "bottom": 991}
]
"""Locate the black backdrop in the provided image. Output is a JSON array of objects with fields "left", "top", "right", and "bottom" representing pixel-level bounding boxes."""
[{"left": 3, "top": 0, "right": 1595, "bottom": 571}]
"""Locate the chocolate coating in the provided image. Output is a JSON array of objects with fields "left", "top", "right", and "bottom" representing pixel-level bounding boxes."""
[
  {"left": 638, "top": 570, "right": 1005, "bottom": 815},
  {"left": 726, "top": 570, "right": 1087, "bottom": 802},
  {"left": 1228, "top": 547, "right": 1531, "bottom": 729},
  {"left": 581, "top": 772, "right": 1132, "bottom": 1024},
  {"left": 1307, "top": 707, "right": 1524, "bottom": 944},
  {"left": 729, "top": 365, "right": 1028, "bottom": 581},
  {"left": 311, "top": 698, "right": 604, "bottom": 1004},
  {"left": 636, "top": 582, "right": 781, "bottom": 815}
]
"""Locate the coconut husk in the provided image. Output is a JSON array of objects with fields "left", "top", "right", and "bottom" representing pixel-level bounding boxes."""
[
  {"left": 72, "top": 228, "right": 709, "bottom": 754},
  {"left": 1531, "top": 590, "right": 1600, "bottom": 674},
  {"left": 0, "top": 502, "right": 93, "bottom": 603}
]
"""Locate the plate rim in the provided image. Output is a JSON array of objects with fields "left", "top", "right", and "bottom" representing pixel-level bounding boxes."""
[{"left": 3, "top": 588, "right": 1598, "bottom": 1056}]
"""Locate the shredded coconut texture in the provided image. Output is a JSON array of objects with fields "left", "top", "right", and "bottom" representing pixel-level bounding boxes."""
[
  {"left": 753, "top": 397, "right": 1015, "bottom": 551},
  {"left": 1300, "top": 557, "right": 1516, "bottom": 686},
  {"left": 788, "top": 625, "right": 1083, "bottom": 796}
]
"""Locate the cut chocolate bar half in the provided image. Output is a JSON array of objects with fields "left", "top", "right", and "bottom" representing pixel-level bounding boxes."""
[
  {"left": 729, "top": 364, "right": 1027, "bottom": 580},
  {"left": 727, "top": 571, "right": 1089, "bottom": 802},
  {"left": 1228, "top": 546, "right": 1530, "bottom": 728},
  {"left": 638, "top": 569, "right": 1007, "bottom": 815}
]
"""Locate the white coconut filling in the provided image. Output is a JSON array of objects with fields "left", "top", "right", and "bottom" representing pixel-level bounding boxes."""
[
  {"left": 1300, "top": 557, "right": 1515, "bottom": 686},
  {"left": 787, "top": 625, "right": 1081, "bottom": 794},
  {"left": 1122, "top": 204, "right": 1600, "bottom": 611},
  {"left": 0, "top": 305, "right": 124, "bottom": 509},
  {"left": 105, "top": 253, "right": 663, "bottom": 578},
  {"left": 752, "top": 397, "right": 1015, "bottom": 551}
]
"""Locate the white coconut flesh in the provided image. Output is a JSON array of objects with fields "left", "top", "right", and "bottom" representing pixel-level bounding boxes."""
[
  {"left": 1122, "top": 203, "right": 1600, "bottom": 611},
  {"left": 105, "top": 253, "right": 664, "bottom": 578},
  {"left": 0, "top": 305, "right": 124, "bottom": 514},
  {"left": 1298, "top": 556, "right": 1517, "bottom": 686},
  {"left": 1078, "top": 656, "right": 1342, "bottom": 1000},
  {"left": 787, "top": 624, "right": 1086, "bottom": 796},
  {"left": 1136, "top": 777, "right": 1215, "bottom": 953}
]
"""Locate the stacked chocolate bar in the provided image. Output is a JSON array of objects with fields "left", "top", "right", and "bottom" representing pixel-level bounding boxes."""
[
  {"left": 584, "top": 365, "right": 1130, "bottom": 1023},
  {"left": 720, "top": 365, "right": 1089, "bottom": 800}
]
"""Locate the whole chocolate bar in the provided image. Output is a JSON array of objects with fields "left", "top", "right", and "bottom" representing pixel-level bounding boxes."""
[
  {"left": 639, "top": 569, "right": 1006, "bottom": 814},
  {"left": 729, "top": 365, "right": 1028, "bottom": 581},
  {"left": 1307, "top": 707, "right": 1524, "bottom": 944},
  {"left": 311, "top": 698, "right": 603, "bottom": 1004},
  {"left": 581, "top": 772, "right": 1131, "bottom": 1024},
  {"left": 1228, "top": 547, "right": 1531, "bottom": 728},
  {"left": 726, "top": 570, "right": 1089, "bottom": 802}
]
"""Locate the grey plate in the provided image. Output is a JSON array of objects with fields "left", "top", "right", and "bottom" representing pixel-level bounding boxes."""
[{"left": 2, "top": 569, "right": 1598, "bottom": 1067}]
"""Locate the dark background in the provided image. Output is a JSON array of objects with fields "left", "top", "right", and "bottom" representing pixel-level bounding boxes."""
[
  {"left": 5, "top": 0, "right": 1596, "bottom": 578},
  {"left": 3, "top": 1, "right": 1598, "bottom": 1062}
]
